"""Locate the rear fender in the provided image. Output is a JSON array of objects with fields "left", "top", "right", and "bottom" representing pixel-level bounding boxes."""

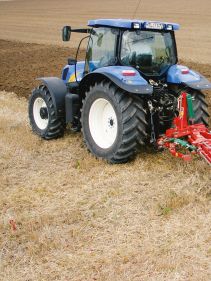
[
  {"left": 37, "top": 77, "right": 67, "bottom": 117},
  {"left": 167, "top": 65, "right": 211, "bottom": 90},
  {"left": 79, "top": 66, "right": 153, "bottom": 95}
]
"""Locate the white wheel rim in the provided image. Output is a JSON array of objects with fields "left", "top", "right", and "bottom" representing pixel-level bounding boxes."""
[
  {"left": 89, "top": 98, "right": 118, "bottom": 149},
  {"left": 33, "top": 97, "right": 49, "bottom": 130}
]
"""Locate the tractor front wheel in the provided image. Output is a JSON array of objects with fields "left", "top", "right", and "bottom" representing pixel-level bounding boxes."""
[
  {"left": 28, "top": 85, "right": 65, "bottom": 139},
  {"left": 81, "top": 81, "right": 148, "bottom": 163}
]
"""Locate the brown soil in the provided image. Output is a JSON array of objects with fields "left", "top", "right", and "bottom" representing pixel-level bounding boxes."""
[{"left": 0, "top": 39, "right": 86, "bottom": 98}]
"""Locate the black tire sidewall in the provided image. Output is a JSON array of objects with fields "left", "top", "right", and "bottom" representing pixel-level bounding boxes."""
[{"left": 82, "top": 88, "right": 123, "bottom": 159}]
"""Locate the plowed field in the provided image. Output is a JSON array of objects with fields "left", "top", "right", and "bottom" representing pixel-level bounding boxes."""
[{"left": 0, "top": 0, "right": 211, "bottom": 280}]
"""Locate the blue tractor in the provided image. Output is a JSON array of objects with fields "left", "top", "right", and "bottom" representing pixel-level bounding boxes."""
[{"left": 28, "top": 19, "right": 211, "bottom": 163}]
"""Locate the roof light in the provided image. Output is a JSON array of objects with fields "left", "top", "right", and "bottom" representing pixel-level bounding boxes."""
[
  {"left": 132, "top": 22, "right": 140, "bottom": 29},
  {"left": 166, "top": 24, "right": 173, "bottom": 30},
  {"left": 122, "top": 70, "right": 136, "bottom": 76},
  {"left": 181, "top": 68, "right": 189, "bottom": 74}
]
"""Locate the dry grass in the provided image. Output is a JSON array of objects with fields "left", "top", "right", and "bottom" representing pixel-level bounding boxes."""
[{"left": 0, "top": 91, "right": 211, "bottom": 281}]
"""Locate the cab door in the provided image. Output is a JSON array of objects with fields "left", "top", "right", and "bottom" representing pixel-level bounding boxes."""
[{"left": 84, "top": 27, "right": 118, "bottom": 74}]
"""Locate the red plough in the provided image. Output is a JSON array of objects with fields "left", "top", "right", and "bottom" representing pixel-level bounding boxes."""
[{"left": 158, "top": 92, "right": 211, "bottom": 165}]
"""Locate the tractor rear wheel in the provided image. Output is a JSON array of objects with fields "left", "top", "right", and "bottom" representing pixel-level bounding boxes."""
[
  {"left": 28, "top": 85, "right": 65, "bottom": 139},
  {"left": 190, "top": 90, "right": 209, "bottom": 126},
  {"left": 81, "top": 81, "right": 148, "bottom": 163}
]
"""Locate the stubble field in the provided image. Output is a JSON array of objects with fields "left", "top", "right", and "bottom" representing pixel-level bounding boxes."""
[{"left": 0, "top": 0, "right": 211, "bottom": 280}]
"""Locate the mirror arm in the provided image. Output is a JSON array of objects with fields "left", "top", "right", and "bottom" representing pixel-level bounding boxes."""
[{"left": 71, "top": 28, "right": 91, "bottom": 34}]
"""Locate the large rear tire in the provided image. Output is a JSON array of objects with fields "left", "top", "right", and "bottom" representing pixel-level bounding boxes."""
[
  {"left": 28, "top": 85, "right": 65, "bottom": 139},
  {"left": 81, "top": 81, "right": 148, "bottom": 163},
  {"left": 190, "top": 90, "right": 209, "bottom": 126}
]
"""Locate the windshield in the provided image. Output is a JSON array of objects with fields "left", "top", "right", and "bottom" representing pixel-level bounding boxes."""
[{"left": 121, "top": 30, "right": 177, "bottom": 76}]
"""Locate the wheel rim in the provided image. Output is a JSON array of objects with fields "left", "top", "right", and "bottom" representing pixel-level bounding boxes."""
[
  {"left": 89, "top": 98, "right": 118, "bottom": 149},
  {"left": 33, "top": 97, "right": 49, "bottom": 130}
]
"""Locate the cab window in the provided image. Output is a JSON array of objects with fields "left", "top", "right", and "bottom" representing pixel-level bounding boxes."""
[
  {"left": 121, "top": 30, "right": 177, "bottom": 75},
  {"left": 86, "top": 27, "right": 118, "bottom": 72}
]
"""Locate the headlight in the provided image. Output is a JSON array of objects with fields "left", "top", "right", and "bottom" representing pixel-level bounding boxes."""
[{"left": 132, "top": 22, "right": 141, "bottom": 29}]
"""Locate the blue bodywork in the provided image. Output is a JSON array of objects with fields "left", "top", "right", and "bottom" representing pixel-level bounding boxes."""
[
  {"left": 63, "top": 62, "right": 147, "bottom": 85},
  {"left": 167, "top": 65, "right": 200, "bottom": 84},
  {"left": 88, "top": 19, "right": 180, "bottom": 31},
  {"left": 62, "top": 62, "right": 211, "bottom": 91},
  {"left": 62, "top": 62, "right": 85, "bottom": 83},
  {"left": 167, "top": 65, "right": 211, "bottom": 90},
  {"left": 96, "top": 66, "right": 148, "bottom": 86},
  {"left": 62, "top": 60, "right": 104, "bottom": 83},
  {"left": 62, "top": 63, "right": 153, "bottom": 94},
  {"left": 88, "top": 66, "right": 153, "bottom": 94}
]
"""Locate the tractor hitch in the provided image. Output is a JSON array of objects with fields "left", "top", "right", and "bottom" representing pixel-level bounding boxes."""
[{"left": 158, "top": 92, "right": 211, "bottom": 165}]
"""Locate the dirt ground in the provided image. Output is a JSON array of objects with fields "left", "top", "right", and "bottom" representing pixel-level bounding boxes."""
[
  {"left": 0, "top": 0, "right": 211, "bottom": 280},
  {"left": 0, "top": 40, "right": 85, "bottom": 97},
  {"left": 0, "top": 0, "right": 211, "bottom": 63}
]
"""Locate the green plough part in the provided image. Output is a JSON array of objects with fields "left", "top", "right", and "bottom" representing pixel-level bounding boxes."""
[
  {"left": 187, "top": 94, "right": 195, "bottom": 121},
  {"left": 169, "top": 138, "right": 197, "bottom": 151}
]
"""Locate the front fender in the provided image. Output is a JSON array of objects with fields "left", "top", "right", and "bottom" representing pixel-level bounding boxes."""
[
  {"left": 37, "top": 77, "right": 67, "bottom": 117},
  {"left": 80, "top": 66, "right": 153, "bottom": 95},
  {"left": 167, "top": 65, "right": 211, "bottom": 90}
]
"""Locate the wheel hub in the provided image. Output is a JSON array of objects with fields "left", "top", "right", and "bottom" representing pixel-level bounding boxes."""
[
  {"left": 108, "top": 117, "right": 114, "bottom": 128},
  {"left": 40, "top": 107, "right": 48, "bottom": 119}
]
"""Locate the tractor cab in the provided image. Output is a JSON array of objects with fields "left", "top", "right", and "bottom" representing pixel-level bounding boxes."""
[
  {"left": 62, "top": 19, "right": 180, "bottom": 84},
  {"left": 86, "top": 20, "right": 178, "bottom": 79}
]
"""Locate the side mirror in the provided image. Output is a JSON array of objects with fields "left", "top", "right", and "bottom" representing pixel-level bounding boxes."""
[{"left": 62, "top": 26, "right": 71, "bottom": 41}]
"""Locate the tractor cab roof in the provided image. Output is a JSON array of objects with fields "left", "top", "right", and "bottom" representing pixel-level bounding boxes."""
[{"left": 88, "top": 19, "right": 180, "bottom": 31}]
